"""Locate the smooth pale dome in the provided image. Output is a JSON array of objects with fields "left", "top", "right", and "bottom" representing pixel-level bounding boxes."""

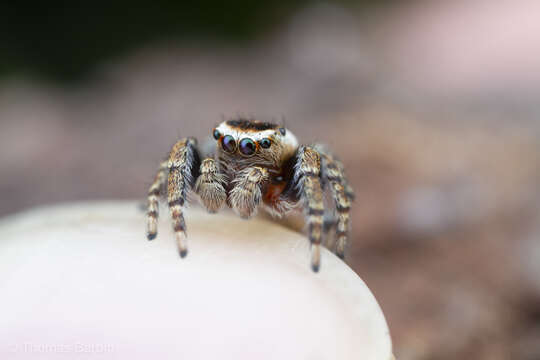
[{"left": 0, "top": 201, "right": 394, "bottom": 360}]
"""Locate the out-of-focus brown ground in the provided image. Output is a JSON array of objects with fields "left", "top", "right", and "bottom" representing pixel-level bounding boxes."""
[{"left": 1, "top": 2, "right": 539, "bottom": 359}]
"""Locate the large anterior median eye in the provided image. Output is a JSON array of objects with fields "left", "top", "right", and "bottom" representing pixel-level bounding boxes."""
[
  {"left": 239, "top": 138, "right": 256, "bottom": 156},
  {"left": 222, "top": 135, "right": 236, "bottom": 153}
]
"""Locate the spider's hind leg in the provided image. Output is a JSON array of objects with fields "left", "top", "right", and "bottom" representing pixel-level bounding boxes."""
[
  {"left": 322, "top": 212, "right": 338, "bottom": 249},
  {"left": 317, "top": 146, "right": 353, "bottom": 259},
  {"left": 146, "top": 160, "right": 168, "bottom": 240}
]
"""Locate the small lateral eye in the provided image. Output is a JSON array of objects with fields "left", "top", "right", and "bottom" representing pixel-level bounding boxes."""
[
  {"left": 260, "top": 138, "right": 271, "bottom": 149},
  {"left": 222, "top": 135, "right": 236, "bottom": 153},
  {"left": 213, "top": 129, "right": 221, "bottom": 140},
  {"left": 279, "top": 127, "right": 286, "bottom": 136},
  {"left": 239, "top": 138, "right": 256, "bottom": 156}
]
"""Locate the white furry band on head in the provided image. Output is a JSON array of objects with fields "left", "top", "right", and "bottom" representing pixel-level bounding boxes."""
[{"left": 216, "top": 121, "right": 298, "bottom": 149}]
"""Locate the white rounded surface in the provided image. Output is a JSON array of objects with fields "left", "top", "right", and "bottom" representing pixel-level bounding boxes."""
[{"left": 0, "top": 201, "right": 393, "bottom": 360}]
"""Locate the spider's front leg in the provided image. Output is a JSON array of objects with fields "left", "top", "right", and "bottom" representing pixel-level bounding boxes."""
[
  {"left": 294, "top": 146, "right": 325, "bottom": 272},
  {"left": 165, "top": 137, "right": 200, "bottom": 257},
  {"left": 229, "top": 166, "right": 270, "bottom": 219},
  {"left": 194, "top": 158, "right": 227, "bottom": 213}
]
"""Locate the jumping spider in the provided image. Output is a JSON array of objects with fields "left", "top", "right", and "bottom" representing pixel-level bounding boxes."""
[{"left": 146, "top": 118, "right": 354, "bottom": 272}]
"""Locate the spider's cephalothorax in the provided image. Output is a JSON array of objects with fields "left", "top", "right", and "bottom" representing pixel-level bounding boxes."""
[{"left": 146, "top": 118, "right": 354, "bottom": 272}]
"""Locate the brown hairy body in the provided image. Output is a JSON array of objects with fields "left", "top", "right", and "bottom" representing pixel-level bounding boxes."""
[{"left": 145, "top": 118, "right": 354, "bottom": 272}]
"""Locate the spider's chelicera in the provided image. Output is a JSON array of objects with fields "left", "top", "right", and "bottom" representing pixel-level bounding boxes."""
[{"left": 146, "top": 118, "right": 354, "bottom": 272}]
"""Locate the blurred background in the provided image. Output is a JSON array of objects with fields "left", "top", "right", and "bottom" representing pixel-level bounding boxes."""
[{"left": 1, "top": 0, "right": 539, "bottom": 359}]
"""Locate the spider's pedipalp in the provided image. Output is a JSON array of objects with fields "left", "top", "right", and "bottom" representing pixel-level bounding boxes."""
[
  {"left": 166, "top": 137, "right": 200, "bottom": 257},
  {"left": 294, "top": 146, "right": 325, "bottom": 272},
  {"left": 146, "top": 160, "right": 168, "bottom": 240},
  {"left": 195, "top": 158, "right": 227, "bottom": 213},
  {"left": 229, "top": 166, "right": 269, "bottom": 219}
]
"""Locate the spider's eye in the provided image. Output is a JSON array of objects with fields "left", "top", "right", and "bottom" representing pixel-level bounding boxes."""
[
  {"left": 279, "top": 127, "right": 286, "bottom": 136},
  {"left": 260, "top": 138, "right": 271, "bottom": 149},
  {"left": 213, "top": 129, "right": 221, "bottom": 140},
  {"left": 222, "top": 135, "right": 236, "bottom": 153},
  {"left": 239, "top": 138, "right": 256, "bottom": 156}
]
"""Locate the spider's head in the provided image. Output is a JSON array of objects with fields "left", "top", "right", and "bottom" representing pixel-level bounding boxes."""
[{"left": 212, "top": 119, "right": 298, "bottom": 168}]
